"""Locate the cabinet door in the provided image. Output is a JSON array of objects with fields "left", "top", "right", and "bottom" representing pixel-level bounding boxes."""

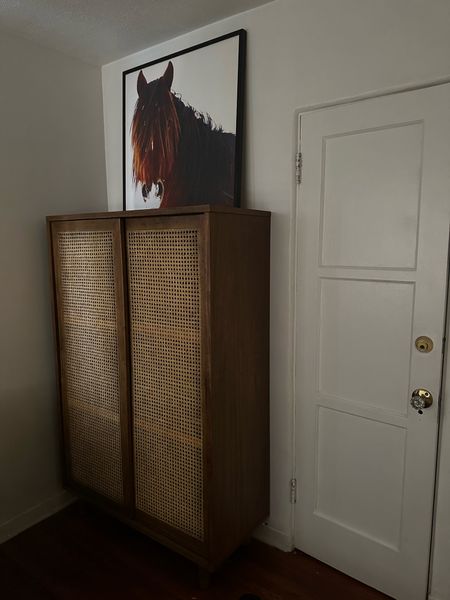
[
  {"left": 126, "top": 216, "right": 207, "bottom": 550},
  {"left": 50, "top": 219, "right": 131, "bottom": 508}
]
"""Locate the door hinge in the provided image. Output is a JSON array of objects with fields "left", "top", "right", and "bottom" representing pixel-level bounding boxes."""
[
  {"left": 295, "top": 151, "right": 303, "bottom": 184},
  {"left": 290, "top": 478, "right": 297, "bottom": 504}
]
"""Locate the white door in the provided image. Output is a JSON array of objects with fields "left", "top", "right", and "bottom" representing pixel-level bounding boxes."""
[{"left": 294, "top": 84, "right": 450, "bottom": 600}]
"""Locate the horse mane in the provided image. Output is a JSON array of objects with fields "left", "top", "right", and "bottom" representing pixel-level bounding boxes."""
[
  {"left": 173, "top": 96, "right": 224, "bottom": 163},
  {"left": 131, "top": 82, "right": 180, "bottom": 186},
  {"left": 174, "top": 93, "right": 224, "bottom": 135}
]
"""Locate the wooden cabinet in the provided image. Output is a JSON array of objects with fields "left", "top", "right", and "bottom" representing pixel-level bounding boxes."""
[{"left": 47, "top": 206, "right": 270, "bottom": 574}]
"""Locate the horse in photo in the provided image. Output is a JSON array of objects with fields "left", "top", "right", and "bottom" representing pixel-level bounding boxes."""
[{"left": 131, "top": 61, "right": 236, "bottom": 208}]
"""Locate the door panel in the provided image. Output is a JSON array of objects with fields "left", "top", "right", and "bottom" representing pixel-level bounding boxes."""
[
  {"left": 320, "top": 122, "right": 423, "bottom": 269},
  {"left": 295, "top": 84, "right": 450, "bottom": 600},
  {"left": 51, "top": 219, "right": 130, "bottom": 507},
  {"left": 126, "top": 216, "right": 206, "bottom": 545},
  {"left": 319, "top": 278, "right": 414, "bottom": 413},
  {"left": 315, "top": 406, "right": 406, "bottom": 550}
]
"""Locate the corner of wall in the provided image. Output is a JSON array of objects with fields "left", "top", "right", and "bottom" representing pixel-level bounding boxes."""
[
  {"left": 253, "top": 522, "right": 294, "bottom": 552},
  {"left": 0, "top": 490, "right": 75, "bottom": 545}
]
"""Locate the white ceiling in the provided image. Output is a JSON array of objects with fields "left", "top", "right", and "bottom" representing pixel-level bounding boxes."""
[{"left": 0, "top": 0, "right": 273, "bottom": 65}]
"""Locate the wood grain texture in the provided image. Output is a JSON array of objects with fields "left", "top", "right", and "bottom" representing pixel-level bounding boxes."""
[
  {"left": 47, "top": 220, "right": 67, "bottom": 486},
  {"left": 119, "top": 219, "right": 135, "bottom": 516},
  {"left": 0, "top": 504, "right": 391, "bottom": 599},
  {"left": 207, "top": 212, "right": 271, "bottom": 569},
  {"left": 46, "top": 204, "right": 270, "bottom": 223}
]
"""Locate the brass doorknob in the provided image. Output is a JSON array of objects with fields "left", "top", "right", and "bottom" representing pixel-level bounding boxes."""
[
  {"left": 411, "top": 389, "right": 433, "bottom": 411},
  {"left": 415, "top": 336, "right": 433, "bottom": 353}
]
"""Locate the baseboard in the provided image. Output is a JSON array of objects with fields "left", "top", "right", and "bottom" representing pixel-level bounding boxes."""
[
  {"left": 0, "top": 490, "right": 75, "bottom": 544},
  {"left": 253, "top": 522, "right": 294, "bottom": 552},
  {"left": 0, "top": 490, "right": 294, "bottom": 554}
]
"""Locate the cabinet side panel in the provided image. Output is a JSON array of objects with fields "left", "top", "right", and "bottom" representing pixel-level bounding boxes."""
[
  {"left": 51, "top": 220, "right": 125, "bottom": 505},
  {"left": 209, "top": 212, "right": 270, "bottom": 566},
  {"left": 127, "top": 221, "right": 205, "bottom": 542}
]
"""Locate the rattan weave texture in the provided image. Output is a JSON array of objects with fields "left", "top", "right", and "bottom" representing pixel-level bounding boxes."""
[
  {"left": 57, "top": 230, "right": 124, "bottom": 502},
  {"left": 127, "top": 229, "right": 204, "bottom": 540}
]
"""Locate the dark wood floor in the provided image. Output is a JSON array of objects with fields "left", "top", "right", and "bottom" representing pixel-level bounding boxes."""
[{"left": 0, "top": 503, "right": 390, "bottom": 599}]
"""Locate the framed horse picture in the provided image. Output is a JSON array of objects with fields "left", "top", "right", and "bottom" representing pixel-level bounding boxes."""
[{"left": 123, "top": 29, "right": 246, "bottom": 210}]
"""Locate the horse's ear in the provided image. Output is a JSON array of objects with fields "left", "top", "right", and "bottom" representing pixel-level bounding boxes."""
[
  {"left": 162, "top": 61, "right": 174, "bottom": 89},
  {"left": 137, "top": 70, "right": 147, "bottom": 97}
]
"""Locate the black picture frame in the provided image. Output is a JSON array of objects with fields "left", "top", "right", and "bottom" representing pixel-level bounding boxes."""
[{"left": 122, "top": 29, "right": 246, "bottom": 211}]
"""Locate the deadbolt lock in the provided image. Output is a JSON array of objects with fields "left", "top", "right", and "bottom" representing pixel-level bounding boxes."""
[
  {"left": 415, "top": 336, "right": 433, "bottom": 353},
  {"left": 410, "top": 389, "right": 433, "bottom": 411}
]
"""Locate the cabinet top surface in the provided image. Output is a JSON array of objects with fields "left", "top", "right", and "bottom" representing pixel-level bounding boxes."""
[{"left": 47, "top": 204, "right": 270, "bottom": 222}]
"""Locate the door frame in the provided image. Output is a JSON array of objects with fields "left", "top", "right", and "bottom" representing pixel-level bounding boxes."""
[{"left": 290, "top": 80, "right": 450, "bottom": 598}]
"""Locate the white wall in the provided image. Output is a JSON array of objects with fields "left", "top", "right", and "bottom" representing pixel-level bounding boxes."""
[
  {"left": 0, "top": 31, "right": 107, "bottom": 541},
  {"left": 102, "top": 0, "right": 450, "bottom": 582}
]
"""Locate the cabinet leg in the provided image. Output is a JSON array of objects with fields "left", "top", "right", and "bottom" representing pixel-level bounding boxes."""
[{"left": 198, "top": 567, "right": 211, "bottom": 589}]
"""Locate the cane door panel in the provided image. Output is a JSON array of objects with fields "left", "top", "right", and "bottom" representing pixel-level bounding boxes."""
[
  {"left": 51, "top": 219, "right": 131, "bottom": 508},
  {"left": 126, "top": 216, "right": 207, "bottom": 548}
]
